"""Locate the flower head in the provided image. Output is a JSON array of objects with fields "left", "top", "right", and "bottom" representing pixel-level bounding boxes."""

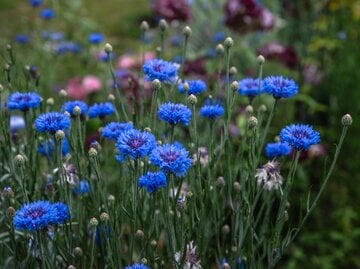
[
  {"left": 265, "top": 142, "right": 291, "bottom": 158},
  {"left": 158, "top": 102, "right": 192, "bottom": 126},
  {"left": 280, "top": 124, "right": 320, "bottom": 151},
  {"left": 238, "top": 78, "right": 264, "bottom": 97},
  {"left": 61, "top": 100, "right": 88, "bottom": 117},
  {"left": 8, "top": 92, "right": 41, "bottom": 111},
  {"left": 175, "top": 241, "right": 202, "bottom": 269},
  {"left": 88, "top": 33, "right": 104, "bottom": 44},
  {"left": 40, "top": 8, "right": 55, "bottom": 20},
  {"left": 125, "top": 263, "right": 149, "bottom": 269},
  {"left": 38, "top": 138, "right": 70, "bottom": 157},
  {"left": 72, "top": 180, "right": 91, "bottom": 195},
  {"left": 29, "top": 0, "right": 42, "bottom": 7},
  {"left": 34, "top": 112, "right": 71, "bottom": 134},
  {"left": 199, "top": 99, "right": 224, "bottom": 119},
  {"left": 150, "top": 143, "right": 192, "bottom": 177},
  {"left": 13, "top": 200, "right": 69, "bottom": 232},
  {"left": 15, "top": 34, "right": 30, "bottom": 44},
  {"left": 255, "top": 161, "right": 283, "bottom": 191},
  {"left": 88, "top": 102, "right": 115, "bottom": 119},
  {"left": 101, "top": 122, "right": 133, "bottom": 141},
  {"left": 10, "top": 115, "right": 25, "bottom": 132},
  {"left": 115, "top": 129, "right": 156, "bottom": 162},
  {"left": 263, "top": 76, "right": 298, "bottom": 99},
  {"left": 55, "top": 42, "right": 82, "bottom": 55},
  {"left": 178, "top": 80, "right": 206, "bottom": 95},
  {"left": 143, "top": 59, "right": 178, "bottom": 83},
  {"left": 138, "top": 171, "right": 167, "bottom": 193}
]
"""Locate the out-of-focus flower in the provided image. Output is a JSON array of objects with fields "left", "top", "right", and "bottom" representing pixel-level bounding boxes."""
[
  {"left": 88, "top": 102, "right": 114, "bottom": 119},
  {"left": 192, "top": 147, "right": 209, "bottom": 167},
  {"left": 65, "top": 75, "right": 102, "bottom": 99},
  {"left": 124, "top": 263, "right": 149, "bottom": 269},
  {"left": 41, "top": 31, "right": 64, "bottom": 41},
  {"left": 178, "top": 80, "right": 206, "bottom": 95},
  {"left": 152, "top": 0, "right": 192, "bottom": 22},
  {"left": 280, "top": 124, "right": 320, "bottom": 151},
  {"left": 117, "top": 52, "right": 155, "bottom": 70},
  {"left": 238, "top": 78, "right": 264, "bottom": 98},
  {"left": 302, "top": 64, "right": 323, "bottom": 86},
  {"left": 257, "top": 42, "right": 299, "bottom": 69},
  {"left": 15, "top": 34, "right": 30, "bottom": 44},
  {"left": 199, "top": 99, "right": 224, "bottom": 120},
  {"left": 72, "top": 180, "right": 91, "bottom": 195},
  {"left": 183, "top": 58, "right": 207, "bottom": 77},
  {"left": 34, "top": 112, "right": 71, "bottom": 134},
  {"left": 38, "top": 138, "right": 70, "bottom": 157},
  {"left": 265, "top": 142, "right": 291, "bottom": 158},
  {"left": 143, "top": 59, "right": 178, "bottom": 83},
  {"left": 175, "top": 241, "right": 202, "bottom": 269},
  {"left": 29, "top": 0, "right": 42, "bottom": 7},
  {"left": 138, "top": 171, "right": 167, "bottom": 193},
  {"left": 61, "top": 100, "right": 88, "bottom": 117},
  {"left": 101, "top": 122, "right": 133, "bottom": 141},
  {"left": 8, "top": 92, "right": 41, "bottom": 111},
  {"left": 255, "top": 161, "right": 283, "bottom": 191},
  {"left": 158, "top": 102, "right": 192, "bottom": 126},
  {"left": 10, "top": 115, "right": 25, "bottom": 132},
  {"left": 263, "top": 76, "right": 298, "bottom": 99},
  {"left": 40, "top": 8, "right": 55, "bottom": 20},
  {"left": 55, "top": 41, "right": 82, "bottom": 55},
  {"left": 88, "top": 33, "right": 104, "bottom": 44}
]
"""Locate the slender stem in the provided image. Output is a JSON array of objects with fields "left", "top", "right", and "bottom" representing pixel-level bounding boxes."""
[{"left": 258, "top": 99, "right": 278, "bottom": 158}]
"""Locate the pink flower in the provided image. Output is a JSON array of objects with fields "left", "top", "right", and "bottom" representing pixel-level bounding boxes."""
[
  {"left": 66, "top": 75, "right": 102, "bottom": 99},
  {"left": 117, "top": 52, "right": 155, "bottom": 70}
]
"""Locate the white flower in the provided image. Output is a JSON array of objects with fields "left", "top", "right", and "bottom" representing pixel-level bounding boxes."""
[
  {"left": 175, "top": 241, "right": 202, "bottom": 269},
  {"left": 255, "top": 161, "right": 283, "bottom": 191}
]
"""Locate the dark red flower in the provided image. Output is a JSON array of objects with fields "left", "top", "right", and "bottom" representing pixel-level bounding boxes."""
[{"left": 152, "top": 0, "right": 192, "bottom": 22}]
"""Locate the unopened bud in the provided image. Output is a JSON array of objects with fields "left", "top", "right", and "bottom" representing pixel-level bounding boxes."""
[
  {"left": 230, "top": 81, "right": 239, "bottom": 92},
  {"left": 216, "top": 176, "right": 225, "bottom": 188},
  {"left": 259, "top": 104, "right": 267, "bottom": 113},
  {"left": 222, "top": 263, "right": 231, "bottom": 269},
  {"left": 187, "top": 94, "right": 197, "bottom": 105},
  {"left": 150, "top": 240, "right": 157, "bottom": 247},
  {"left": 152, "top": 79, "right": 161, "bottom": 90},
  {"left": 182, "top": 82, "right": 189, "bottom": 92},
  {"left": 6, "top": 207, "right": 16, "bottom": 219},
  {"left": 231, "top": 246, "right": 238, "bottom": 253},
  {"left": 341, "top": 114, "right": 352, "bottom": 126},
  {"left": 182, "top": 26, "right": 192, "bottom": 37},
  {"left": 64, "top": 111, "right": 71, "bottom": 118},
  {"left": 230, "top": 66, "right": 237, "bottom": 76},
  {"left": 89, "top": 217, "right": 99, "bottom": 227},
  {"left": 3, "top": 187, "right": 14, "bottom": 198},
  {"left": 104, "top": 43, "right": 113, "bottom": 53},
  {"left": 73, "top": 106, "right": 81, "bottom": 116},
  {"left": 224, "top": 37, "right": 234, "bottom": 48},
  {"left": 100, "top": 212, "right": 110, "bottom": 222},
  {"left": 233, "top": 181, "right": 241, "bottom": 192},
  {"left": 257, "top": 55, "right": 265, "bottom": 65},
  {"left": 108, "top": 194, "right": 115, "bottom": 206},
  {"left": 245, "top": 105, "right": 253, "bottom": 115},
  {"left": 144, "top": 127, "right": 152, "bottom": 133},
  {"left": 222, "top": 224, "right": 230, "bottom": 235},
  {"left": 140, "top": 21, "right": 149, "bottom": 31},
  {"left": 0, "top": 84, "right": 4, "bottom": 93},
  {"left": 284, "top": 210, "right": 289, "bottom": 221},
  {"left": 248, "top": 116, "right": 258, "bottom": 129},
  {"left": 108, "top": 94, "right": 115, "bottom": 101},
  {"left": 88, "top": 148, "right": 98, "bottom": 158},
  {"left": 73, "top": 247, "right": 83, "bottom": 257},
  {"left": 135, "top": 229, "right": 144, "bottom": 239},
  {"left": 67, "top": 265, "right": 76, "bottom": 269},
  {"left": 141, "top": 258, "right": 148, "bottom": 264},
  {"left": 14, "top": 154, "right": 25, "bottom": 167},
  {"left": 159, "top": 19, "right": 168, "bottom": 31},
  {"left": 46, "top": 98, "right": 54, "bottom": 106},
  {"left": 55, "top": 130, "right": 65, "bottom": 141},
  {"left": 59, "top": 89, "right": 67, "bottom": 98}
]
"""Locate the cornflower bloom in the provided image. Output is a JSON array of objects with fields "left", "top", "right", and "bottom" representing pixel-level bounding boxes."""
[
  {"left": 150, "top": 143, "right": 192, "bottom": 177},
  {"left": 280, "top": 124, "right": 320, "bottom": 151},
  {"left": 101, "top": 122, "right": 133, "bottom": 141},
  {"left": 238, "top": 78, "right": 264, "bottom": 97},
  {"left": 40, "top": 8, "right": 55, "bottom": 20},
  {"left": 138, "top": 171, "right": 167, "bottom": 193},
  {"left": 34, "top": 112, "right": 71, "bottom": 134},
  {"left": 199, "top": 99, "right": 224, "bottom": 119},
  {"left": 72, "top": 180, "right": 91, "bottom": 195},
  {"left": 158, "top": 102, "right": 192, "bottom": 126},
  {"left": 88, "top": 33, "right": 104, "bottom": 44},
  {"left": 8, "top": 92, "right": 41, "bottom": 111},
  {"left": 124, "top": 264, "right": 149, "bottom": 269},
  {"left": 61, "top": 100, "right": 88, "bottom": 117},
  {"left": 265, "top": 142, "right": 291, "bottom": 158},
  {"left": 38, "top": 138, "right": 70, "bottom": 157},
  {"left": 13, "top": 201, "right": 69, "bottom": 232},
  {"left": 143, "top": 58, "right": 178, "bottom": 83},
  {"left": 115, "top": 129, "right": 156, "bottom": 162},
  {"left": 88, "top": 102, "right": 114, "bottom": 119},
  {"left": 263, "top": 76, "right": 298, "bottom": 99},
  {"left": 178, "top": 80, "right": 206, "bottom": 95}
]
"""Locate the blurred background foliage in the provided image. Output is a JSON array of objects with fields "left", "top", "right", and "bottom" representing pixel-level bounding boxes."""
[{"left": 0, "top": 0, "right": 359, "bottom": 268}]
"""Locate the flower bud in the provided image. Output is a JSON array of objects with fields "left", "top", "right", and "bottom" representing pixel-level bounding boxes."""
[
  {"left": 0, "top": 84, "right": 4, "bottom": 93},
  {"left": 108, "top": 194, "right": 115, "bottom": 206},
  {"left": 216, "top": 44, "right": 225, "bottom": 56},
  {"left": 55, "top": 130, "right": 65, "bottom": 141},
  {"left": 257, "top": 54, "right": 265, "bottom": 65},
  {"left": 46, "top": 98, "right": 54, "bottom": 106},
  {"left": 341, "top": 114, "right": 352, "bottom": 126},
  {"left": 152, "top": 79, "right": 161, "bottom": 90},
  {"left": 104, "top": 43, "right": 113, "bottom": 53},
  {"left": 100, "top": 212, "right": 110, "bottom": 222},
  {"left": 140, "top": 21, "right": 149, "bottom": 31},
  {"left": 182, "top": 26, "right": 192, "bottom": 37},
  {"left": 14, "top": 154, "right": 25, "bottom": 167},
  {"left": 73, "top": 106, "right": 81, "bottom": 117},
  {"left": 88, "top": 148, "right": 98, "bottom": 158},
  {"left": 67, "top": 265, "right": 76, "bottom": 269},
  {"left": 159, "top": 19, "right": 168, "bottom": 31},
  {"left": 3, "top": 187, "right": 14, "bottom": 199},
  {"left": 231, "top": 246, "right": 238, "bottom": 252},
  {"left": 108, "top": 94, "right": 115, "bottom": 101},
  {"left": 6, "top": 207, "right": 16, "bottom": 219},
  {"left": 224, "top": 37, "right": 234, "bottom": 48},
  {"left": 64, "top": 111, "right": 71, "bottom": 118},
  {"left": 221, "top": 263, "right": 231, "bottom": 269},
  {"left": 216, "top": 176, "right": 225, "bottom": 188},
  {"left": 259, "top": 104, "right": 267, "bottom": 113},
  {"left": 89, "top": 217, "right": 99, "bottom": 227},
  {"left": 230, "top": 81, "right": 239, "bottom": 92},
  {"left": 59, "top": 89, "right": 67, "bottom": 98},
  {"left": 230, "top": 66, "right": 237, "bottom": 76},
  {"left": 141, "top": 258, "right": 148, "bottom": 264},
  {"left": 144, "top": 127, "right": 152, "bottom": 133},
  {"left": 73, "top": 247, "right": 83, "bottom": 257},
  {"left": 221, "top": 224, "right": 230, "bottom": 235},
  {"left": 182, "top": 82, "right": 189, "bottom": 92},
  {"left": 245, "top": 105, "right": 253, "bottom": 115},
  {"left": 187, "top": 94, "right": 197, "bottom": 105},
  {"left": 248, "top": 116, "right": 258, "bottom": 129},
  {"left": 135, "top": 229, "right": 145, "bottom": 239},
  {"left": 150, "top": 239, "right": 157, "bottom": 248},
  {"left": 233, "top": 181, "right": 241, "bottom": 192}
]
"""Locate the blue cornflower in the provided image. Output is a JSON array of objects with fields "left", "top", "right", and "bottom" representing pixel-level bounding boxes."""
[
  {"left": 98, "top": 51, "right": 114, "bottom": 62},
  {"left": 88, "top": 33, "right": 104, "bottom": 44},
  {"left": 41, "top": 31, "right": 63, "bottom": 41},
  {"left": 199, "top": 99, "right": 224, "bottom": 119},
  {"left": 29, "top": 0, "right": 42, "bottom": 7},
  {"left": 263, "top": 76, "right": 298, "bottom": 99},
  {"left": 150, "top": 143, "right": 192, "bottom": 177},
  {"left": 170, "top": 35, "right": 182, "bottom": 47},
  {"left": 10, "top": 115, "right": 25, "bottom": 132},
  {"left": 72, "top": 180, "right": 91, "bottom": 195},
  {"left": 115, "top": 129, "right": 156, "bottom": 163},
  {"left": 8, "top": 92, "right": 41, "bottom": 111},
  {"left": 40, "top": 8, "right": 55, "bottom": 20},
  {"left": 61, "top": 100, "right": 88, "bottom": 117},
  {"left": 178, "top": 80, "right": 206, "bottom": 95},
  {"left": 101, "top": 122, "right": 133, "bottom": 141},
  {"left": 13, "top": 200, "right": 69, "bottom": 232},
  {"left": 38, "top": 138, "right": 70, "bottom": 157},
  {"left": 55, "top": 42, "right": 82, "bottom": 55},
  {"left": 238, "top": 78, "right": 264, "bottom": 97},
  {"left": 143, "top": 59, "right": 178, "bottom": 83},
  {"left": 138, "top": 171, "right": 167, "bottom": 193},
  {"left": 158, "top": 102, "right": 192, "bottom": 126},
  {"left": 88, "top": 102, "right": 115, "bottom": 119},
  {"left": 34, "top": 112, "right": 71, "bottom": 134},
  {"left": 15, "top": 34, "right": 30, "bottom": 44},
  {"left": 280, "top": 124, "right": 320, "bottom": 151},
  {"left": 213, "top": 31, "right": 226, "bottom": 43},
  {"left": 265, "top": 142, "right": 291, "bottom": 158},
  {"left": 125, "top": 263, "right": 149, "bottom": 269}
]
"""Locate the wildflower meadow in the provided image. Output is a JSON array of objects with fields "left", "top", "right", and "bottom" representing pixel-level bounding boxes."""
[{"left": 0, "top": 1, "right": 357, "bottom": 268}]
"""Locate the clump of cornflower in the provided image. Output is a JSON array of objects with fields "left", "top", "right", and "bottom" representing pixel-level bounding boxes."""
[
  {"left": 13, "top": 200, "right": 69, "bottom": 232},
  {"left": 101, "top": 122, "right": 133, "bottom": 141},
  {"left": 61, "top": 100, "right": 88, "bottom": 117},
  {"left": 55, "top": 41, "right": 82, "bottom": 55},
  {"left": 38, "top": 138, "right": 70, "bottom": 157},
  {"left": 150, "top": 142, "right": 192, "bottom": 177},
  {"left": 125, "top": 263, "right": 149, "bottom": 269},
  {"left": 265, "top": 142, "right": 291, "bottom": 158},
  {"left": 115, "top": 129, "right": 156, "bottom": 163},
  {"left": 29, "top": 0, "right": 42, "bottom": 7},
  {"left": 88, "top": 32, "right": 104, "bottom": 44},
  {"left": 255, "top": 161, "right": 283, "bottom": 191},
  {"left": 178, "top": 80, "right": 206, "bottom": 95},
  {"left": 263, "top": 76, "right": 298, "bottom": 99},
  {"left": 15, "top": 34, "right": 30, "bottom": 44},
  {"left": 199, "top": 99, "right": 224, "bottom": 119},
  {"left": 138, "top": 171, "right": 167, "bottom": 193},
  {"left": 238, "top": 78, "right": 264, "bottom": 98},
  {"left": 72, "top": 180, "right": 91, "bottom": 196},
  {"left": 40, "top": 8, "right": 55, "bottom": 20},
  {"left": 175, "top": 241, "right": 202, "bottom": 269},
  {"left": 280, "top": 124, "right": 320, "bottom": 151},
  {"left": 8, "top": 92, "right": 41, "bottom": 111},
  {"left": 88, "top": 102, "right": 114, "bottom": 119},
  {"left": 143, "top": 58, "right": 178, "bottom": 83},
  {"left": 158, "top": 102, "right": 192, "bottom": 126},
  {"left": 34, "top": 112, "right": 71, "bottom": 134}
]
